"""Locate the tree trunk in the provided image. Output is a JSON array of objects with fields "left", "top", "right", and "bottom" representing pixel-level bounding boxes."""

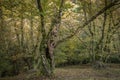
[
  {"left": 37, "top": 43, "right": 55, "bottom": 76},
  {"left": 36, "top": 0, "right": 64, "bottom": 76}
]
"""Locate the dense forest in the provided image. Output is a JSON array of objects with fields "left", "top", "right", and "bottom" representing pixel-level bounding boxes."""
[{"left": 0, "top": 0, "right": 120, "bottom": 80}]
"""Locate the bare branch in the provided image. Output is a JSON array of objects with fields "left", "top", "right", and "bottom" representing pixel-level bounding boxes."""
[{"left": 56, "top": 0, "right": 120, "bottom": 47}]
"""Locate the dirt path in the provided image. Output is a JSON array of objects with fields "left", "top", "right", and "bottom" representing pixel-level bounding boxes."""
[
  {"left": 55, "top": 66, "right": 120, "bottom": 80},
  {"left": 0, "top": 64, "right": 120, "bottom": 80}
]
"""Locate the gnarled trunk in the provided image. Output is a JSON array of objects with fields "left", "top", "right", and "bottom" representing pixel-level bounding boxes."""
[{"left": 36, "top": 38, "right": 55, "bottom": 76}]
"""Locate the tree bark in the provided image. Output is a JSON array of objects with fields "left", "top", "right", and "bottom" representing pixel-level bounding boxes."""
[{"left": 36, "top": 0, "right": 64, "bottom": 76}]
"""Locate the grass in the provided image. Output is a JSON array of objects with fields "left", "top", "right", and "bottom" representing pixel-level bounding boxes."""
[{"left": 0, "top": 64, "right": 120, "bottom": 80}]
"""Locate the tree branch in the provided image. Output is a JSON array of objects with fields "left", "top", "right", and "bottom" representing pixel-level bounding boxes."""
[
  {"left": 46, "top": 0, "right": 64, "bottom": 39},
  {"left": 56, "top": 0, "right": 120, "bottom": 47},
  {"left": 36, "top": 0, "right": 46, "bottom": 37}
]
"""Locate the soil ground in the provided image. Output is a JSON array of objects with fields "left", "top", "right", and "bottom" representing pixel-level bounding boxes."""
[{"left": 0, "top": 64, "right": 120, "bottom": 80}]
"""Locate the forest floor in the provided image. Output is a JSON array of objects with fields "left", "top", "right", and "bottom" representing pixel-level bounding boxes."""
[{"left": 0, "top": 64, "right": 120, "bottom": 80}]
